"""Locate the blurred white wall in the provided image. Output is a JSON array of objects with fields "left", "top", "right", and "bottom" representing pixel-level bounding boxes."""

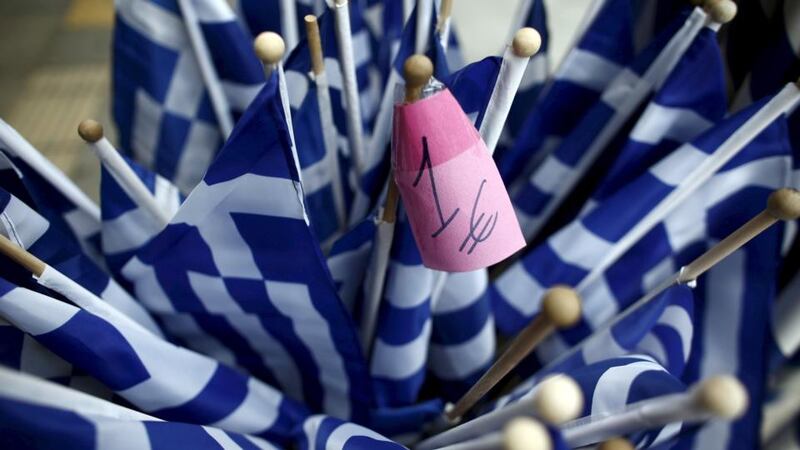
[{"left": 451, "top": 0, "right": 594, "bottom": 67}]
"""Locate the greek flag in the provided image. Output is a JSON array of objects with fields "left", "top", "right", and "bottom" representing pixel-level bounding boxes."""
[
  {"left": 238, "top": 0, "right": 319, "bottom": 41},
  {"left": 297, "top": 415, "right": 405, "bottom": 450},
  {"left": 584, "top": 16, "right": 727, "bottom": 208},
  {"left": 0, "top": 120, "right": 102, "bottom": 264},
  {"left": 369, "top": 210, "right": 495, "bottom": 407},
  {"left": 119, "top": 72, "right": 372, "bottom": 422},
  {"left": 283, "top": 10, "right": 356, "bottom": 243},
  {"left": 113, "top": 0, "right": 265, "bottom": 192},
  {"left": 0, "top": 366, "right": 282, "bottom": 450},
  {"left": 0, "top": 186, "right": 162, "bottom": 336},
  {"left": 496, "top": 0, "right": 690, "bottom": 186},
  {"left": 492, "top": 93, "right": 794, "bottom": 358},
  {"left": 0, "top": 276, "right": 307, "bottom": 445},
  {"left": 99, "top": 154, "right": 182, "bottom": 279},
  {"left": 678, "top": 181, "right": 788, "bottom": 448},
  {"left": 510, "top": 7, "right": 710, "bottom": 242}
]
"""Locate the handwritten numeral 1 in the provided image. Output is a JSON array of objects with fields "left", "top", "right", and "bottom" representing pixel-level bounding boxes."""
[{"left": 413, "top": 136, "right": 460, "bottom": 237}]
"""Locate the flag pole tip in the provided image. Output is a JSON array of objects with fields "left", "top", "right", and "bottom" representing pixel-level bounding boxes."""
[
  {"left": 767, "top": 188, "right": 800, "bottom": 220},
  {"left": 304, "top": 14, "right": 317, "bottom": 25},
  {"left": 512, "top": 27, "right": 542, "bottom": 58},
  {"left": 78, "top": 119, "right": 103, "bottom": 143},
  {"left": 542, "top": 285, "right": 582, "bottom": 328},
  {"left": 705, "top": 0, "right": 737, "bottom": 24},
  {"left": 598, "top": 438, "right": 635, "bottom": 450},
  {"left": 254, "top": 32, "right": 285, "bottom": 65},
  {"left": 503, "top": 418, "right": 551, "bottom": 450},
  {"left": 697, "top": 375, "right": 748, "bottom": 419},
  {"left": 534, "top": 375, "right": 584, "bottom": 424},
  {"left": 403, "top": 54, "right": 434, "bottom": 88}
]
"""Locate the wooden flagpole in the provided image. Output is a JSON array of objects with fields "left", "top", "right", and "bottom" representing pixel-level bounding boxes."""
[{"left": 446, "top": 286, "right": 582, "bottom": 421}]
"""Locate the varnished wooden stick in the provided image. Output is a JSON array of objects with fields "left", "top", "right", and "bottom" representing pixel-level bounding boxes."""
[
  {"left": 360, "top": 55, "right": 433, "bottom": 353},
  {"left": 446, "top": 286, "right": 582, "bottom": 422},
  {"left": 0, "top": 233, "right": 45, "bottom": 277},
  {"left": 542, "top": 188, "right": 800, "bottom": 382},
  {"left": 304, "top": 15, "right": 347, "bottom": 232},
  {"left": 598, "top": 438, "right": 635, "bottom": 450},
  {"left": 78, "top": 120, "right": 170, "bottom": 227},
  {"left": 479, "top": 27, "right": 542, "bottom": 154},
  {"left": 678, "top": 188, "right": 800, "bottom": 283},
  {"left": 563, "top": 375, "right": 748, "bottom": 447},
  {"left": 330, "top": 0, "right": 366, "bottom": 175},
  {"left": 175, "top": 0, "right": 233, "bottom": 137},
  {"left": 421, "top": 417, "right": 552, "bottom": 450},
  {"left": 254, "top": 31, "right": 286, "bottom": 78},
  {"left": 416, "top": 375, "right": 582, "bottom": 450}
]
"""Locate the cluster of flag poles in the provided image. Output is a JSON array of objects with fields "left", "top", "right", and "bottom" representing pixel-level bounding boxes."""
[{"left": 1, "top": 0, "right": 800, "bottom": 448}]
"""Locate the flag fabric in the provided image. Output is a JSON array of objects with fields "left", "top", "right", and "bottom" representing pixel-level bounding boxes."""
[
  {"left": 99, "top": 154, "right": 182, "bottom": 280},
  {"left": 238, "top": 0, "right": 318, "bottom": 41},
  {"left": 283, "top": 10, "right": 357, "bottom": 243},
  {"left": 296, "top": 415, "right": 406, "bottom": 450},
  {"left": 583, "top": 17, "right": 727, "bottom": 209},
  {"left": 496, "top": 0, "right": 690, "bottom": 187},
  {"left": 492, "top": 94, "right": 794, "bottom": 362},
  {"left": 0, "top": 276, "right": 307, "bottom": 445},
  {"left": 509, "top": 7, "right": 708, "bottom": 242},
  {"left": 113, "top": 0, "right": 265, "bottom": 192},
  {"left": 0, "top": 366, "right": 281, "bottom": 450},
  {"left": 0, "top": 185, "right": 162, "bottom": 336},
  {"left": 119, "top": 72, "right": 372, "bottom": 423},
  {"left": 0, "top": 120, "right": 102, "bottom": 264}
]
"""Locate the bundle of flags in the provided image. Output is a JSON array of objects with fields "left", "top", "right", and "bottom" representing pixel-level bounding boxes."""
[{"left": 1, "top": 0, "right": 800, "bottom": 448}]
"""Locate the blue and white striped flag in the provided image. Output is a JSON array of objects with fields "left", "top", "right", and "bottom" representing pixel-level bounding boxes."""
[
  {"left": 496, "top": 0, "right": 690, "bottom": 186},
  {"left": 120, "top": 71, "right": 371, "bottom": 422},
  {"left": 584, "top": 15, "right": 727, "bottom": 208},
  {"left": 492, "top": 92, "right": 794, "bottom": 359},
  {"left": 238, "top": 0, "right": 319, "bottom": 44},
  {"left": 99, "top": 154, "right": 182, "bottom": 280},
  {"left": 510, "top": 6, "right": 709, "bottom": 242},
  {"left": 297, "top": 415, "right": 405, "bottom": 450},
  {"left": 0, "top": 366, "right": 282, "bottom": 450},
  {"left": 0, "top": 276, "right": 307, "bottom": 445},
  {"left": 0, "top": 186, "right": 162, "bottom": 336},
  {"left": 113, "top": 0, "right": 265, "bottom": 192},
  {"left": 0, "top": 120, "right": 102, "bottom": 264}
]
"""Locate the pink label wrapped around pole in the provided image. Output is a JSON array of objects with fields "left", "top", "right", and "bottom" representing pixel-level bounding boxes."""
[{"left": 392, "top": 89, "right": 525, "bottom": 272}]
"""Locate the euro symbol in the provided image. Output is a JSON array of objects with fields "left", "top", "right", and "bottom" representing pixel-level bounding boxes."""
[{"left": 459, "top": 179, "right": 498, "bottom": 255}]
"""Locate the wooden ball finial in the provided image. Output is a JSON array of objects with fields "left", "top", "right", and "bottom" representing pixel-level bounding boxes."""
[
  {"left": 542, "top": 285, "right": 582, "bottom": 328},
  {"left": 598, "top": 438, "right": 635, "bottom": 450},
  {"left": 696, "top": 375, "right": 748, "bottom": 419},
  {"left": 534, "top": 375, "right": 584, "bottom": 425},
  {"left": 403, "top": 54, "right": 433, "bottom": 102},
  {"left": 705, "top": 0, "right": 737, "bottom": 24},
  {"left": 767, "top": 188, "right": 800, "bottom": 220},
  {"left": 503, "top": 418, "right": 552, "bottom": 450},
  {"left": 512, "top": 27, "right": 542, "bottom": 58},
  {"left": 78, "top": 119, "right": 103, "bottom": 143},
  {"left": 254, "top": 32, "right": 285, "bottom": 65}
]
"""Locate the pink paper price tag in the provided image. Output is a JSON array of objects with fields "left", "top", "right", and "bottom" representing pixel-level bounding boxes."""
[{"left": 392, "top": 89, "right": 525, "bottom": 272}]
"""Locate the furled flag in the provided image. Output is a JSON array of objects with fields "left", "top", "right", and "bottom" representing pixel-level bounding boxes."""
[
  {"left": 0, "top": 366, "right": 283, "bottom": 450},
  {"left": 492, "top": 92, "right": 794, "bottom": 365},
  {"left": 492, "top": 0, "right": 549, "bottom": 159},
  {"left": 296, "top": 415, "right": 406, "bottom": 450},
  {"left": 0, "top": 185, "right": 162, "bottom": 335},
  {"left": 119, "top": 71, "right": 372, "bottom": 423},
  {"left": 113, "top": 0, "right": 265, "bottom": 192},
  {"left": 0, "top": 276, "right": 307, "bottom": 445},
  {"left": 238, "top": 0, "right": 319, "bottom": 48},
  {"left": 99, "top": 154, "right": 182, "bottom": 280},
  {"left": 0, "top": 119, "right": 102, "bottom": 264},
  {"left": 496, "top": 0, "right": 690, "bottom": 187},
  {"left": 509, "top": 6, "right": 709, "bottom": 242}
]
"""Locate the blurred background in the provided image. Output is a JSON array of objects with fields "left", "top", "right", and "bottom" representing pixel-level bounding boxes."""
[{"left": 0, "top": 0, "right": 591, "bottom": 200}]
